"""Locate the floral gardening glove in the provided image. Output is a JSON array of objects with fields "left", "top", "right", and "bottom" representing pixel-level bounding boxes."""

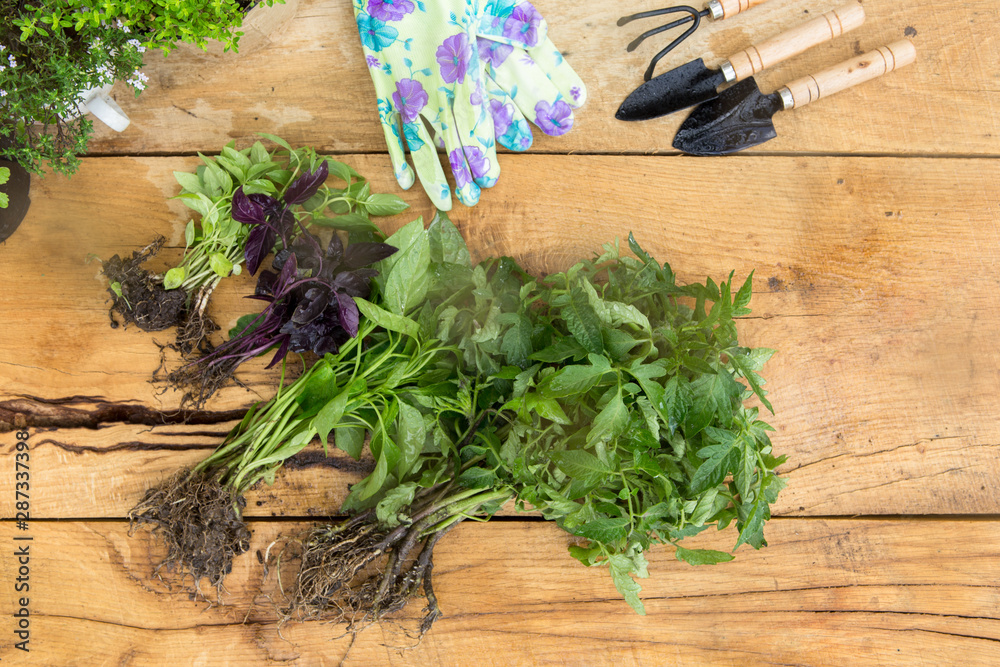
[
  {"left": 476, "top": 1, "right": 587, "bottom": 152},
  {"left": 355, "top": 0, "right": 499, "bottom": 210}
]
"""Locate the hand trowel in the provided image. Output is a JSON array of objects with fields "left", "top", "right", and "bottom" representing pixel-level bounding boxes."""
[
  {"left": 672, "top": 39, "right": 917, "bottom": 155},
  {"left": 616, "top": 1, "right": 865, "bottom": 122}
]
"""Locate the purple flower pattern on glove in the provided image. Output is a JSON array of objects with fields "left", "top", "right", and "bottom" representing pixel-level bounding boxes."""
[
  {"left": 570, "top": 86, "right": 581, "bottom": 102},
  {"left": 489, "top": 99, "right": 513, "bottom": 136},
  {"left": 366, "top": 55, "right": 381, "bottom": 69},
  {"left": 503, "top": 4, "right": 542, "bottom": 47},
  {"left": 392, "top": 78, "right": 428, "bottom": 123},
  {"left": 478, "top": 39, "right": 513, "bottom": 68},
  {"left": 437, "top": 33, "right": 472, "bottom": 84},
  {"left": 367, "top": 0, "right": 414, "bottom": 22},
  {"left": 535, "top": 99, "right": 573, "bottom": 136},
  {"left": 464, "top": 146, "right": 491, "bottom": 180},
  {"left": 449, "top": 149, "right": 472, "bottom": 188}
]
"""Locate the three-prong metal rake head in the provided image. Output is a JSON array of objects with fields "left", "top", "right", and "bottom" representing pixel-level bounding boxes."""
[{"left": 619, "top": 0, "right": 769, "bottom": 81}]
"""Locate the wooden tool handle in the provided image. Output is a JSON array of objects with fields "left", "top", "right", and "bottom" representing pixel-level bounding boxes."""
[
  {"left": 726, "top": 2, "right": 865, "bottom": 82},
  {"left": 710, "top": 0, "right": 769, "bottom": 21},
  {"left": 781, "top": 40, "right": 917, "bottom": 109}
]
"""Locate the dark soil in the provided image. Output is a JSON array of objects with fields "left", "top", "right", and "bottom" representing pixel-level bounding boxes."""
[
  {"left": 103, "top": 237, "right": 186, "bottom": 331},
  {"left": 0, "top": 158, "right": 31, "bottom": 244},
  {"left": 128, "top": 469, "right": 251, "bottom": 596}
]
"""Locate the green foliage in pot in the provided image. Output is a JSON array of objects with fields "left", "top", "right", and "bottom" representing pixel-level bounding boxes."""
[
  {"left": 0, "top": 1, "right": 144, "bottom": 175},
  {"left": 1, "top": 0, "right": 284, "bottom": 176}
]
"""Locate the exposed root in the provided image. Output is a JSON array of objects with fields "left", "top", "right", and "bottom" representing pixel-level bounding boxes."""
[
  {"left": 128, "top": 469, "right": 251, "bottom": 599},
  {"left": 102, "top": 237, "right": 186, "bottom": 332},
  {"left": 174, "top": 283, "right": 220, "bottom": 357},
  {"left": 279, "top": 513, "right": 459, "bottom": 641}
]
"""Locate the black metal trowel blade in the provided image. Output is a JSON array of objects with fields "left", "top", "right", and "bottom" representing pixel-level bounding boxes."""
[
  {"left": 616, "top": 58, "right": 726, "bottom": 121},
  {"left": 672, "top": 78, "right": 784, "bottom": 155}
]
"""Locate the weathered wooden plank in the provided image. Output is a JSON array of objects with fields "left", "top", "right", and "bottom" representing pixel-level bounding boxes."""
[
  {"left": 2, "top": 155, "right": 998, "bottom": 517},
  {"left": 83, "top": 0, "right": 1000, "bottom": 157},
  {"left": 0, "top": 519, "right": 997, "bottom": 664}
]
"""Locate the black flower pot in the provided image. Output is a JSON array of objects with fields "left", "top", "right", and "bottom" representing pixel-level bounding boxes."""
[{"left": 0, "top": 158, "right": 31, "bottom": 244}]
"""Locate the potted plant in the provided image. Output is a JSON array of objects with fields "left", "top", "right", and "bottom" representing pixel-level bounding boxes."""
[
  {"left": 1, "top": 0, "right": 290, "bottom": 175},
  {"left": 0, "top": 0, "right": 289, "bottom": 240}
]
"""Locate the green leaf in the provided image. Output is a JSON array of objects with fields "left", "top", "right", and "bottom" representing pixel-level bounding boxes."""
[
  {"left": 257, "top": 132, "right": 293, "bottom": 152},
  {"left": 587, "top": 387, "right": 629, "bottom": 447},
  {"left": 335, "top": 426, "right": 365, "bottom": 460},
  {"left": 689, "top": 441, "right": 737, "bottom": 494},
  {"left": 314, "top": 386, "right": 349, "bottom": 446},
  {"left": 380, "top": 218, "right": 431, "bottom": 316},
  {"left": 163, "top": 267, "right": 186, "bottom": 290},
  {"left": 354, "top": 297, "right": 421, "bottom": 338},
  {"left": 363, "top": 193, "right": 410, "bottom": 217},
  {"left": 173, "top": 170, "right": 206, "bottom": 195},
  {"left": 458, "top": 466, "right": 498, "bottom": 489},
  {"left": 312, "top": 212, "right": 380, "bottom": 233},
  {"left": 538, "top": 354, "right": 612, "bottom": 398},
  {"left": 563, "top": 284, "right": 604, "bottom": 354},
  {"left": 733, "top": 270, "right": 754, "bottom": 315},
  {"left": 209, "top": 252, "right": 233, "bottom": 278},
  {"left": 608, "top": 553, "right": 646, "bottom": 615},
  {"left": 573, "top": 517, "right": 630, "bottom": 544},
  {"left": 427, "top": 211, "right": 471, "bottom": 267},
  {"left": 394, "top": 401, "right": 426, "bottom": 479},
  {"left": 530, "top": 337, "right": 588, "bottom": 363},
  {"left": 375, "top": 483, "right": 417, "bottom": 528},
  {"left": 675, "top": 546, "right": 735, "bottom": 566},
  {"left": 552, "top": 449, "right": 612, "bottom": 486},
  {"left": 184, "top": 220, "right": 195, "bottom": 248},
  {"left": 228, "top": 313, "right": 263, "bottom": 339}
]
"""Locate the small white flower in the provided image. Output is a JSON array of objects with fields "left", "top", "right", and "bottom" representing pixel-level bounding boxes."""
[
  {"left": 8, "top": 55, "right": 16, "bottom": 68},
  {"left": 0, "top": 89, "right": 7, "bottom": 98}
]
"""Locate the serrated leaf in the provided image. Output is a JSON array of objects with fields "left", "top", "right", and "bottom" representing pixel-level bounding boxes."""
[
  {"left": 689, "top": 441, "right": 737, "bottom": 494},
  {"left": 587, "top": 387, "right": 629, "bottom": 447},
  {"left": 574, "top": 517, "right": 630, "bottom": 544},
  {"left": 608, "top": 553, "right": 646, "bottom": 615},
  {"left": 552, "top": 449, "right": 612, "bottom": 486},
  {"left": 538, "top": 354, "right": 612, "bottom": 398},
  {"left": 375, "top": 483, "right": 417, "bottom": 528},
  {"left": 563, "top": 284, "right": 604, "bottom": 354}
]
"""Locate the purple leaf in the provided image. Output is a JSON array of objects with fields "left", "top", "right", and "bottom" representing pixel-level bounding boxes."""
[
  {"left": 343, "top": 242, "right": 397, "bottom": 269},
  {"left": 326, "top": 232, "right": 344, "bottom": 267},
  {"left": 283, "top": 162, "right": 329, "bottom": 205},
  {"left": 333, "top": 269, "right": 378, "bottom": 297},
  {"left": 265, "top": 336, "right": 291, "bottom": 368},
  {"left": 246, "top": 224, "right": 278, "bottom": 275},
  {"left": 292, "top": 287, "right": 330, "bottom": 324},
  {"left": 232, "top": 188, "right": 269, "bottom": 226},
  {"left": 336, "top": 291, "right": 360, "bottom": 338}
]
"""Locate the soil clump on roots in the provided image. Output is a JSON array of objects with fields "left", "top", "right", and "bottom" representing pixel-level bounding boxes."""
[
  {"left": 103, "top": 237, "right": 185, "bottom": 331},
  {"left": 128, "top": 469, "right": 251, "bottom": 596}
]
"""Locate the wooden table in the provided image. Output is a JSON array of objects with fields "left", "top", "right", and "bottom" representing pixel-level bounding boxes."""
[{"left": 2, "top": 0, "right": 998, "bottom": 663}]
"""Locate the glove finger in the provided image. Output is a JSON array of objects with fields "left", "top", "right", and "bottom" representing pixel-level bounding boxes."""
[
  {"left": 453, "top": 79, "right": 501, "bottom": 189},
  {"left": 483, "top": 72, "right": 533, "bottom": 152},
  {"left": 478, "top": 1, "right": 548, "bottom": 49},
  {"left": 433, "top": 112, "right": 482, "bottom": 208},
  {"left": 487, "top": 45, "right": 576, "bottom": 137},
  {"left": 378, "top": 112, "right": 416, "bottom": 191},
  {"left": 526, "top": 37, "right": 587, "bottom": 107},
  {"left": 406, "top": 117, "right": 453, "bottom": 211}
]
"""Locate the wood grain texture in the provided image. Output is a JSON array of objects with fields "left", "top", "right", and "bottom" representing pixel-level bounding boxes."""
[
  {"left": 2, "top": 155, "right": 998, "bottom": 518},
  {"left": 80, "top": 0, "right": 1000, "bottom": 156},
  {"left": 0, "top": 519, "right": 997, "bottom": 665}
]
